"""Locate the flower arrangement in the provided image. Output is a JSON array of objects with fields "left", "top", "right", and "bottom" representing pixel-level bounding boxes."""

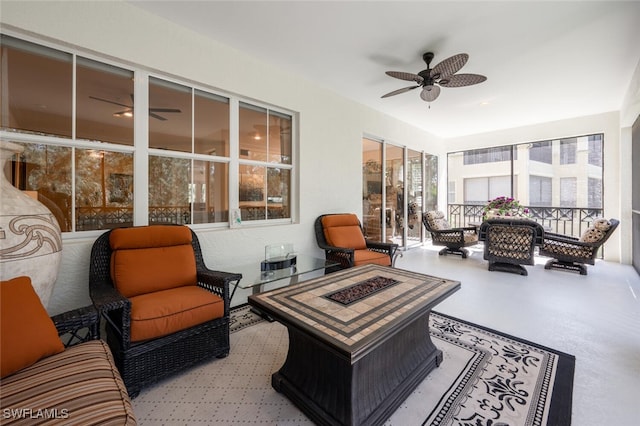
[{"left": 482, "top": 196, "right": 530, "bottom": 220}]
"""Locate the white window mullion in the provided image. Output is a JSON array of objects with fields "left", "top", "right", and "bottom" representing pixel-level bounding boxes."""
[
  {"left": 133, "top": 71, "right": 149, "bottom": 226},
  {"left": 229, "top": 98, "right": 241, "bottom": 226},
  {"left": 71, "top": 55, "right": 77, "bottom": 231}
]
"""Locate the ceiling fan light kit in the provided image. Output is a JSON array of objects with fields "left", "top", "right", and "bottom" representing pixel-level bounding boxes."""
[{"left": 382, "top": 51, "right": 486, "bottom": 105}]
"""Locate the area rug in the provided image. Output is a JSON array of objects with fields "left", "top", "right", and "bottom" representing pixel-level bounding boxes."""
[{"left": 132, "top": 306, "right": 575, "bottom": 425}]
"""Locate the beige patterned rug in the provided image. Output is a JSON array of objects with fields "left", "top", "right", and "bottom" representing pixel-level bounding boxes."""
[{"left": 132, "top": 306, "right": 574, "bottom": 425}]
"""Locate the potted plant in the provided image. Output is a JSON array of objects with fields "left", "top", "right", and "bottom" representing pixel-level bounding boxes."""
[{"left": 482, "top": 196, "right": 530, "bottom": 221}]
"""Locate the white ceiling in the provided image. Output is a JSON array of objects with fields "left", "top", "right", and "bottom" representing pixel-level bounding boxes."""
[{"left": 128, "top": 1, "right": 640, "bottom": 138}]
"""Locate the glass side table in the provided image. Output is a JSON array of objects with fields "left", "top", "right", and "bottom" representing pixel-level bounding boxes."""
[{"left": 227, "top": 255, "right": 339, "bottom": 302}]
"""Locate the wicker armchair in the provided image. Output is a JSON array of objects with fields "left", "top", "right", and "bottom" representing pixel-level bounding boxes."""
[
  {"left": 315, "top": 213, "right": 399, "bottom": 271},
  {"left": 422, "top": 211, "right": 479, "bottom": 258},
  {"left": 539, "top": 218, "right": 619, "bottom": 275},
  {"left": 479, "top": 218, "right": 545, "bottom": 275},
  {"left": 89, "top": 225, "right": 242, "bottom": 397}
]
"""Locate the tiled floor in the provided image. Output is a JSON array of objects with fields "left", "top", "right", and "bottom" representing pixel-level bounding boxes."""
[{"left": 232, "top": 244, "right": 640, "bottom": 425}]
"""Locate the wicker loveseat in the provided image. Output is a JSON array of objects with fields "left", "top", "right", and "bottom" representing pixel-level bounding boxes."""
[
  {"left": 479, "top": 218, "right": 545, "bottom": 275},
  {"left": 315, "top": 213, "right": 399, "bottom": 271},
  {"left": 539, "top": 218, "right": 619, "bottom": 275},
  {"left": 89, "top": 225, "right": 242, "bottom": 397},
  {"left": 1, "top": 276, "right": 136, "bottom": 425},
  {"left": 422, "top": 211, "right": 479, "bottom": 258}
]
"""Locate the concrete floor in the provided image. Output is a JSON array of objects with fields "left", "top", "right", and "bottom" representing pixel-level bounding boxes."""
[{"left": 230, "top": 244, "right": 640, "bottom": 425}]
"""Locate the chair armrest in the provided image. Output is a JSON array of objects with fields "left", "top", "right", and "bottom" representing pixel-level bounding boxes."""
[
  {"left": 321, "top": 245, "right": 355, "bottom": 269},
  {"left": 89, "top": 278, "right": 131, "bottom": 345},
  {"left": 52, "top": 305, "right": 100, "bottom": 347},
  {"left": 90, "top": 278, "right": 130, "bottom": 313},
  {"left": 545, "top": 232, "right": 579, "bottom": 242},
  {"left": 366, "top": 240, "right": 398, "bottom": 251},
  {"left": 197, "top": 269, "right": 242, "bottom": 316}
]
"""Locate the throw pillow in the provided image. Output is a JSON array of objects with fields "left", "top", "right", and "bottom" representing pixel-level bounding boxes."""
[
  {"left": 0, "top": 276, "right": 64, "bottom": 378},
  {"left": 426, "top": 211, "right": 450, "bottom": 230},
  {"left": 579, "top": 219, "right": 611, "bottom": 243}
]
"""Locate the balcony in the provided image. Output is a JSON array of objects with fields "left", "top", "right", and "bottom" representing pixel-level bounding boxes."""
[{"left": 447, "top": 203, "right": 604, "bottom": 238}]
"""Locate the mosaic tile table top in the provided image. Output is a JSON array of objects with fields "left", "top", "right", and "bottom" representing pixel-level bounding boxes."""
[{"left": 249, "top": 264, "right": 460, "bottom": 355}]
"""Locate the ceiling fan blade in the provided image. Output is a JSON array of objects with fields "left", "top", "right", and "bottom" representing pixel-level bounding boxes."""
[
  {"left": 385, "top": 71, "right": 424, "bottom": 84},
  {"left": 89, "top": 95, "right": 132, "bottom": 108},
  {"left": 149, "top": 108, "right": 182, "bottom": 113},
  {"left": 432, "top": 53, "right": 468, "bottom": 78},
  {"left": 439, "top": 73, "right": 487, "bottom": 87},
  {"left": 149, "top": 112, "right": 167, "bottom": 121},
  {"left": 381, "top": 85, "right": 421, "bottom": 98},
  {"left": 420, "top": 85, "right": 441, "bottom": 102}
]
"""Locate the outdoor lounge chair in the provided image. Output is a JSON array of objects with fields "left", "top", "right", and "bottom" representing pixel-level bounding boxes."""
[
  {"left": 539, "top": 218, "right": 619, "bottom": 275},
  {"left": 89, "top": 224, "right": 242, "bottom": 396},
  {"left": 315, "top": 213, "right": 399, "bottom": 270},
  {"left": 422, "top": 211, "right": 479, "bottom": 258}
]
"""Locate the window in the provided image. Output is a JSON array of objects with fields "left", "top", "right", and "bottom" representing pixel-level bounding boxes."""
[
  {"left": 560, "top": 138, "right": 577, "bottom": 164},
  {"left": 147, "top": 77, "right": 230, "bottom": 225},
  {"left": 0, "top": 34, "right": 297, "bottom": 233},
  {"left": 560, "top": 177, "right": 577, "bottom": 207},
  {"left": 447, "top": 181, "right": 455, "bottom": 204},
  {"left": 529, "top": 141, "right": 552, "bottom": 164},
  {"left": 464, "top": 176, "right": 511, "bottom": 204},
  {"left": 529, "top": 175, "right": 552, "bottom": 206},
  {"left": 588, "top": 134, "right": 603, "bottom": 166},
  {"left": 588, "top": 177, "right": 603, "bottom": 208},
  {"left": 1, "top": 35, "right": 135, "bottom": 232},
  {"left": 463, "top": 146, "right": 514, "bottom": 164},
  {"left": 238, "top": 103, "right": 292, "bottom": 221}
]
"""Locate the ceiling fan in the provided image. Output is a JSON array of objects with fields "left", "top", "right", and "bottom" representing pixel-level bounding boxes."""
[
  {"left": 89, "top": 94, "right": 181, "bottom": 121},
  {"left": 382, "top": 52, "right": 486, "bottom": 104}
]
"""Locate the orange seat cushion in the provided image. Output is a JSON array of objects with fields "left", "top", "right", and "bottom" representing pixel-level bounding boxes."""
[
  {"left": 129, "top": 286, "right": 224, "bottom": 342},
  {"left": 109, "top": 226, "right": 197, "bottom": 298},
  {"left": 1, "top": 276, "right": 64, "bottom": 378},
  {"left": 321, "top": 214, "right": 367, "bottom": 250},
  {"left": 353, "top": 249, "right": 391, "bottom": 267}
]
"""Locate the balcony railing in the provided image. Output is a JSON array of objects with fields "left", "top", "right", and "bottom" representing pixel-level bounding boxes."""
[{"left": 447, "top": 204, "right": 604, "bottom": 239}]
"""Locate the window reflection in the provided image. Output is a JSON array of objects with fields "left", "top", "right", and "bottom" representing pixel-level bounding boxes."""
[
  {"left": 192, "top": 160, "right": 229, "bottom": 223},
  {"left": 0, "top": 35, "right": 72, "bottom": 138},
  {"left": 149, "top": 77, "right": 191, "bottom": 152},
  {"left": 7, "top": 143, "right": 73, "bottom": 232},
  {"left": 77, "top": 57, "right": 134, "bottom": 145},
  {"left": 148, "top": 156, "right": 190, "bottom": 224},
  {"left": 194, "top": 90, "right": 230, "bottom": 157},
  {"left": 75, "top": 149, "right": 133, "bottom": 231}
]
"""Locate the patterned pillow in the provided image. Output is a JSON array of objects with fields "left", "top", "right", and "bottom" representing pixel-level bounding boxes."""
[
  {"left": 579, "top": 219, "right": 611, "bottom": 243},
  {"left": 426, "top": 211, "right": 451, "bottom": 231}
]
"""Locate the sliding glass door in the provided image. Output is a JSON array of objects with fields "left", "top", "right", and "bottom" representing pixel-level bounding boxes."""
[{"left": 362, "top": 137, "right": 436, "bottom": 249}]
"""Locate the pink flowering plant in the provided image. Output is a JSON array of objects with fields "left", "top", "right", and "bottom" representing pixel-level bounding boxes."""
[{"left": 482, "top": 196, "right": 530, "bottom": 220}]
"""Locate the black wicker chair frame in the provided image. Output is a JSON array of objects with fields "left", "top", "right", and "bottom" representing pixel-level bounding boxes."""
[
  {"left": 422, "top": 213, "right": 478, "bottom": 258},
  {"left": 479, "top": 218, "right": 545, "bottom": 276},
  {"left": 314, "top": 214, "right": 400, "bottom": 271},
  {"left": 53, "top": 305, "right": 100, "bottom": 347},
  {"left": 539, "top": 218, "right": 619, "bottom": 275},
  {"left": 89, "top": 226, "right": 242, "bottom": 397}
]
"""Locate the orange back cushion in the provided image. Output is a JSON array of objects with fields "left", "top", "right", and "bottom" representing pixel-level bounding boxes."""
[
  {"left": 110, "top": 226, "right": 197, "bottom": 298},
  {"left": 1, "top": 276, "right": 65, "bottom": 378},
  {"left": 321, "top": 214, "right": 367, "bottom": 250}
]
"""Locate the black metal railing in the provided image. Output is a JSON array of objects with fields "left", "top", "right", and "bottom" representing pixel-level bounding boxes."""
[{"left": 447, "top": 204, "right": 604, "bottom": 239}]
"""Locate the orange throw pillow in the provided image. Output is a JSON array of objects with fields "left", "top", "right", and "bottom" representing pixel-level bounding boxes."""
[{"left": 0, "top": 276, "right": 64, "bottom": 378}]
